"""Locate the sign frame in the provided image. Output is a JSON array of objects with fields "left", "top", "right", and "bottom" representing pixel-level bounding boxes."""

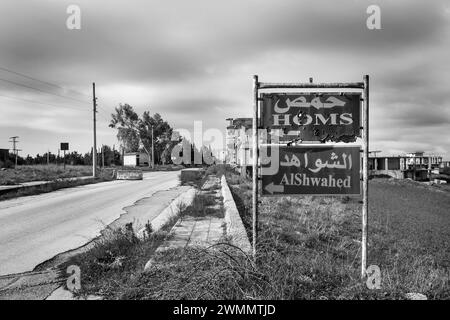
[{"left": 251, "top": 75, "right": 369, "bottom": 279}]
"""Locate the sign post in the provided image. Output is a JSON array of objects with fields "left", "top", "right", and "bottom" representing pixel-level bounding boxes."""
[
  {"left": 252, "top": 75, "right": 259, "bottom": 262},
  {"left": 361, "top": 75, "right": 369, "bottom": 278},
  {"left": 60, "top": 143, "right": 69, "bottom": 170},
  {"left": 252, "top": 75, "right": 369, "bottom": 279}
]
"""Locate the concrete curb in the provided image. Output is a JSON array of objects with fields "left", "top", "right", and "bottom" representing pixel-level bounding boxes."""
[
  {"left": 221, "top": 175, "right": 252, "bottom": 254},
  {"left": 137, "top": 187, "right": 197, "bottom": 238},
  {"left": 0, "top": 176, "right": 96, "bottom": 195}
]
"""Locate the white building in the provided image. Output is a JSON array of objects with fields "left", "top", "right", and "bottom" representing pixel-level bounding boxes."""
[{"left": 123, "top": 152, "right": 149, "bottom": 167}]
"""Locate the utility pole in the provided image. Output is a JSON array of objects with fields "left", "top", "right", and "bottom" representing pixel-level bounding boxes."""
[
  {"left": 102, "top": 145, "right": 105, "bottom": 168},
  {"left": 92, "top": 82, "right": 97, "bottom": 177},
  {"left": 47, "top": 150, "right": 50, "bottom": 165},
  {"left": 113, "top": 144, "right": 115, "bottom": 166},
  {"left": 9, "top": 136, "right": 19, "bottom": 167},
  {"left": 361, "top": 74, "right": 369, "bottom": 279},
  {"left": 151, "top": 125, "right": 155, "bottom": 169},
  {"left": 252, "top": 75, "right": 259, "bottom": 262}
]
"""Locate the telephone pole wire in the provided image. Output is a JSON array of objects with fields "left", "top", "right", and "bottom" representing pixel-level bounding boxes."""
[{"left": 92, "top": 83, "right": 97, "bottom": 177}]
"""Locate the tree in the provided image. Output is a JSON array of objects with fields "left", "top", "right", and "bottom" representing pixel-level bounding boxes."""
[
  {"left": 139, "top": 112, "right": 174, "bottom": 165},
  {"left": 110, "top": 104, "right": 175, "bottom": 166},
  {"left": 109, "top": 104, "right": 140, "bottom": 153}
]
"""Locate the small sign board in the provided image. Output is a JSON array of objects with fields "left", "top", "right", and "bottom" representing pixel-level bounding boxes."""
[
  {"left": 60, "top": 143, "right": 69, "bottom": 151},
  {"left": 261, "top": 93, "right": 361, "bottom": 142},
  {"left": 261, "top": 145, "right": 360, "bottom": 196}
]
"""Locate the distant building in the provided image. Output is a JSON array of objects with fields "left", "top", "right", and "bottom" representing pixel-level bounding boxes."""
[
  {"left": 369, "top": 151, "right": 444, "bottom": 181},
  {"left": 123, "top": 152, "right": 149, "bottom": 167},
  {"left": 404, "top": 151, "right": 442, "bottom": 168},
  {"left": 226, "top": 118, "right": 253, "bottom": 169},
  {"left": 440, "top": 161, "right": 450, "bottom": 168}
]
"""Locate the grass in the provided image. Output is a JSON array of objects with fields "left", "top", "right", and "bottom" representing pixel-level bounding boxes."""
[
  {"left": 57, "top": 165, "right": 449, "bottom": 300},
  {"left": 0, "top": 164, "right": 185, "bottom": 186},
  {"left": 138, "top": 180, "right": 447, "bottom": 300},
  {"left": 180, "top": 173, "right": 204, "bottom": 187},
  {"left": 179, "top": 168, "right": 208, "bottom": 187},
  {"left": 59, "top": 220, "right": 176, "bottom": 299},
  {"left": 0, "top": 166, "right": 115, "bottom": 201},
  {"left": 59, "top": 190, "right": 214, "bottom": 299},
  {"left": 0, "top": 165, "right": 94, "bottom": 185}
]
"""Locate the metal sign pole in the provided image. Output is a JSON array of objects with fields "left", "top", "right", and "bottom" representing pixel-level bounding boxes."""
[
  {"left": 252, "top": 75, "right": 259, "bottom": 262},
  {"left": 361, "top": 74, "right": 369, "bottom": 278}
]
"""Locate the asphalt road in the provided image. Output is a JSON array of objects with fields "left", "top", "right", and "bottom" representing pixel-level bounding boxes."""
[{"left": 0, "top": 171, "right": 180, "bottom": 276}]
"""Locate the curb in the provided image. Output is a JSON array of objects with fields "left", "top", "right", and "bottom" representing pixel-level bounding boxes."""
[
  {"left": 221, "top": 175, "right": 252, "bottom": 254},
  {"left": 142, "top": 187, "right": 197, "bottom": 271},
  {"left": 137, "top": 187, "right": 197, "bottom": 238}
]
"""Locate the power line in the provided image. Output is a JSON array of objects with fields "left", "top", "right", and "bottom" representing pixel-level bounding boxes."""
[
  {"left": 0, "top": 93, "right": 89, "bottom": 111},
  {"left": 0, "top": 66, "right": 91, "bottom": 99},
  {"left": 96, "top": 105, "right": 112, "bottom": 122},
  {"left": 0, "top": 77, "right": 90, "bottom": 105}
]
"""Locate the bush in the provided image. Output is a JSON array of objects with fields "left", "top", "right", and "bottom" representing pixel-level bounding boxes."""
[{"left": 0, "top": 160, "right": 14, "bottom": 169}]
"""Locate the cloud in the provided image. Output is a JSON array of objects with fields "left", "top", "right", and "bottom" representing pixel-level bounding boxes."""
[{"left": 0, "top": 0, "right": 449, "bottom": 157}]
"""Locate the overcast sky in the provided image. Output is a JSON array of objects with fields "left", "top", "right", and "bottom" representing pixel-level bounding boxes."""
[{"left": 0, "top": 0, "right": 449, "bottom": 158}]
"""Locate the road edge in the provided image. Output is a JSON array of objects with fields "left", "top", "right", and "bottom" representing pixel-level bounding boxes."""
[{"left": 221, "top": 175, "right": 252, "bottom": 254}]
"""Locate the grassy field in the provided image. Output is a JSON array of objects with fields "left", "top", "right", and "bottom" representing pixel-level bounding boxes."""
[
  {"left": 0, "top": 164, "right": 187, "bottom": 201},
  {"left": 0, "top": 165, "right": 93, "bottom": 185},
  {"left": 59, "top": 165, "right": 449, "bottom": 300},
  {"left": 0, "top": 164, "right": 186, "bottom": 186},
  {"left": 0, "top": 165, "right": 117, "bottom": 201}
]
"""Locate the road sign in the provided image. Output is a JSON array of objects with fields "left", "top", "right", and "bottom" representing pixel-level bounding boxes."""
[
  {"left": 60, "top": 143, "right": 69, "bottom": 151},
  {"left": 261, "top": 93, "right": 361, "bottom": 142},
  {"left": 261, "top": 145, "right": 360, "bottom": 196}
]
